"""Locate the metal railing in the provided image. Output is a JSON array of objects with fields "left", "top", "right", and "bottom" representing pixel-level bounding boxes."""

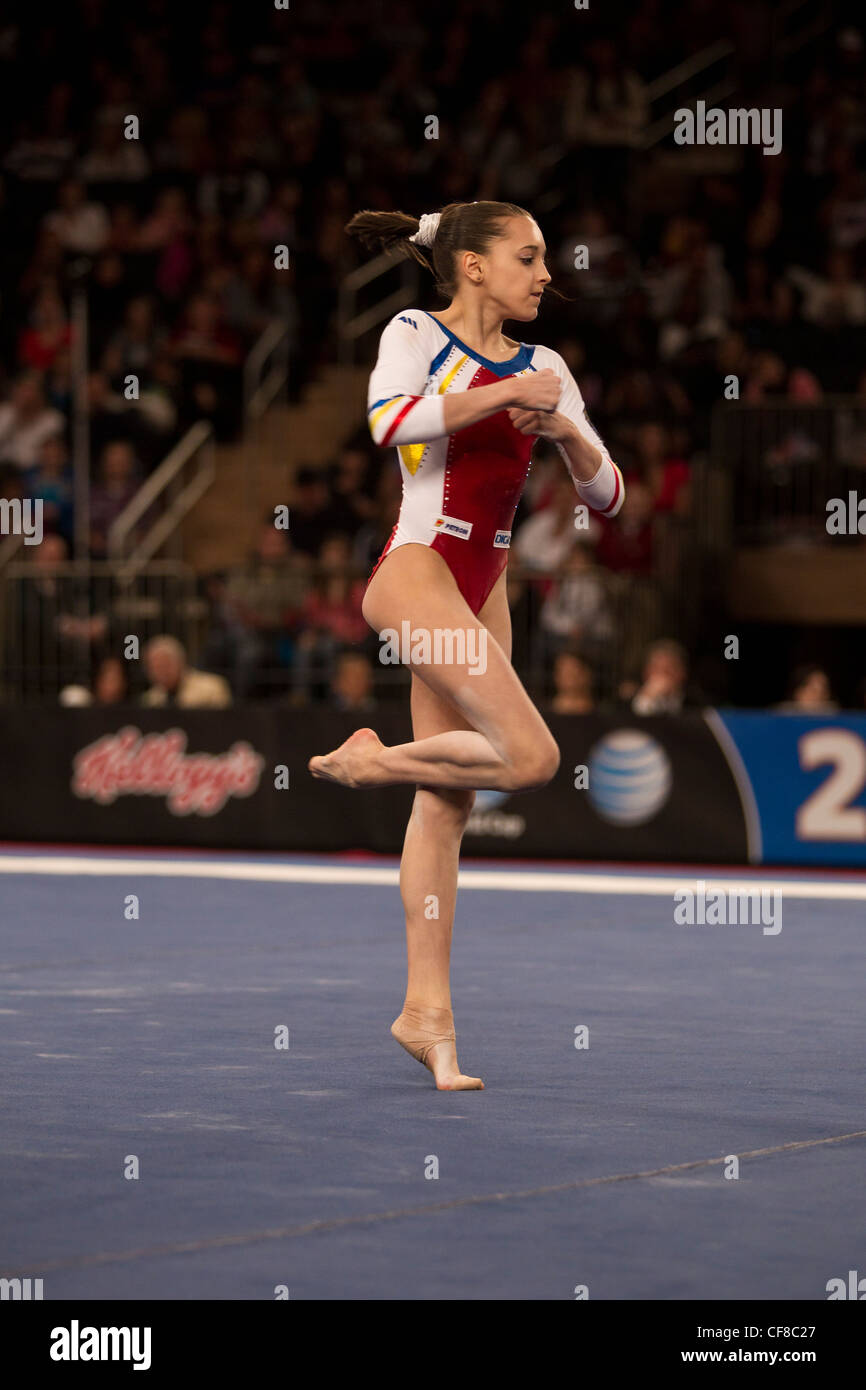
[
  {"left": 0, "top": 560, "right": 206, "bottom": 704},
  {"left": 639, "top": 39, "right": 737, "bottom": 150},
  {"left": 241, "top": 317, "right": 294, "bottom": 525},
  {"left": 0, "top": 555, "right": 671, "bottom": 706},
  {"left": 108, "top": 421, "right": 215, "bottom": 572},
  {"left": 772, "top": 0, "right": 837, "bottom": 72},
  {"left": 243, "top": 317, "right": 292, "bottom": 424},
  {"left": 638, "top": 1, "right": 834, "bottom": 150},
  {"left": 338, "top": 251, "right": 419, "bottom": 366},
  {"left": 706, "top": 399, "right": 866, "bottom": 551},
  {"left": 0, "top": 530, "right": 25, "bottom": 571}
]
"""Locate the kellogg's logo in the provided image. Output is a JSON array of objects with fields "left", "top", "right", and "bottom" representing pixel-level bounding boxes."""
[{"left": 72, "top": 727, "right": 265, "bottom": 817}]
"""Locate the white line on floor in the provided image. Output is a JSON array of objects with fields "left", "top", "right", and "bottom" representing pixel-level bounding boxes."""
[{"left": 0, "top": 855, "right": 864, "bottom": 900}]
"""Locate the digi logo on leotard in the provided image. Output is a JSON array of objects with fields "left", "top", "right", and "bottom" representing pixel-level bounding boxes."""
[
  {"left": 493, "top": 530, "right": 511, "bottom": 548},
  {"left": 432, "top": 514, "right": 473, "bottom": 540}
]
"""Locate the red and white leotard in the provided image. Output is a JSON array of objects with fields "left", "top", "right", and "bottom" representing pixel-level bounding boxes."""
[{"left": 366, "top": 309, "right": 624, "bottom": 615}]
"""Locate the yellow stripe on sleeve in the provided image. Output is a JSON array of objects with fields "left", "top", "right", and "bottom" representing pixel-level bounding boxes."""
[
  {"left": 437, "top": 354, "right": 469, "bottom": 394},
  {"left": 368, "top": 396, "right": 407, "bottom": 428}
]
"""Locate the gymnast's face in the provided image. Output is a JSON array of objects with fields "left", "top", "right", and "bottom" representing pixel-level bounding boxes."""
[{"left": 464, "top": 215, "right": 551, "bottom": 323}]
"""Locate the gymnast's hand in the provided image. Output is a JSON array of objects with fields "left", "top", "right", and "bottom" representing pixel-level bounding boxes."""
[
  {"left": 507, "top": 406, "right": 573, "bottom": 440},
  {"left": 507, "top": 368, "right": 561, "bottom": 412}
]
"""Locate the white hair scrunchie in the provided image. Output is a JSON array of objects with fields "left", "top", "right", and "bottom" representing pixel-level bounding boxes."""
[{"left": 409, "top": 211, "right": 441, "bottom": 248}]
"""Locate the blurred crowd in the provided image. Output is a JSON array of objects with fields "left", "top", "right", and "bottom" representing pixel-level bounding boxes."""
[{"left": 1, "top": 0, "right": 865, "bottom": 708}]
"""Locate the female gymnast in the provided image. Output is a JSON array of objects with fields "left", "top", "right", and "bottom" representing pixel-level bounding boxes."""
[{"left": 309, "top": 201, "right": 624, "bottom": 1090}]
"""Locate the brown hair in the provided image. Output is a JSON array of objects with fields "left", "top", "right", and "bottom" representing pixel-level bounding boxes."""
[{"left": 345, "top": 200, "right": 537, "bottom": 299}]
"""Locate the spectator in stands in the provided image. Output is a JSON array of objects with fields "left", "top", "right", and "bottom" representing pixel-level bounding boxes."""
[
  {"left": 288, "top": 466, "right": 337, "bottom": 557},
  {"left": 25, "top": 434, "right": 74, "bottom": 545},
  {"left": 787, "top": 250, "right": 866, "bottom": 329},
  {"left": 743, "top": 350, "right": 822, "bottom": 402},
  {"left": 17, "top": 225, "right": 67, "bottom": 304},
  {"left": 300, "top": 534, "right": 368, "bottom": 643},
  {"left": 562, "top": 36, "right": 648, "bottom": 160},
  {"left": 45, "top": 347, "right": 73, "bottom": 416},
  {"left": 86, "top": 370, "right": 136, "bottom": 457},
  {"left": 294, "top": 534, "right": 369, "bottom": 697},
  {"left": 198, "top": 139, "right": 271, "bottom": 222},
  {"left": 42, "top": 177, "right": 110, "bottom": 255},
  {"left": 136, "top": 186, "right": 192, "bottom": 253},
  {"left": 539, "top": 538, "right": 615, "bottom": 665},
  {"left": 138, "top": 188, "right": 196, "bottom": 305},
  {"left": 59, "top": 655, "right": 132, "bottom": 707},
  {"left": 628, "top": 638, "right": 703, "bottom": 714},
  {"left": 93, "top": 655, "right": 131, "bottom": 704},
  {"left": 216, "top": 522, "right": 311, "bottom": 697},
  {"left": 21, "top": 533, "right": 109, "bottom": 698},
  {"left": 135, "top": 353, "right": 180, "bottom": 439},
  {"left": 596, "top": 478, "right": 654, "bottom": 574},
  {"left": 2, "top": 80, "right": 76, "bottom": 183},
  {"left": 776, "top": 665, "right": 839, "bottom": 714},
  {"left": 351, "top": 469, "right": 401, "bottom": 573},
  {"left": 0, "top": 374, "right": 64, "bottom": 471},
  {"left": 102, "top": 295, "right": 165, "bottom": 383},
  {"left": 631, "top": 421, "right": 691, "bottom": 517},
  {"left": 259, "top": 178, "right": 303, "bottom": 249},
  {"left": 106, "top": 200, "right": 141, "bottom": 254},
  {"left": 18, "top": 287, "right": 72, "bottom": 373},
  {"left": 325, "top": 441, "right": 378, "bottom": 534},
  {"left": 550, "top": 649, "right": 595, "bottom": 714},
  {"left": 89, "top": 441, "right": 142, "bottom": 558},
  {"left": 330, "top": 650, "right": 377, "bottom": 713},
  {"left": 0, "top": 463, "right": 24, "bottom": 509},
  {"left": 514, "top": 472, "right": 599, "bottom": 575},
  {"left": 88, "top": 254, "right": 133, "bottom": 357},
  {"left": 171, "top": 293, "right": 242, "bottom": 369},
  {"left": 171, "top": 293, "right": 242, "bottom": 439},
  {"left": 220, "top": 246, "right": 299, "bottom": 345},
  {"left": 78, "top": 113, "right": 150, "bottom": 183},
  {"left": 141, "top": 635, "right": 231, "bottom": 708},
  {"left": 648, "top": 218, "right": 732, "bottom": 360},
  {"left": 555, "top": 211, "right": 640, "bottom": 328},
  {"left": 603, "top": 365, "right": 691, "bottom": 433}
]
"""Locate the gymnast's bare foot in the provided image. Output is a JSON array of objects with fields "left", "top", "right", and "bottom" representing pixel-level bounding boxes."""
[
  {"left": 391, "top": 1003, "right": 484, "bottom": 1091},
  {"left": 308, "top": 727, "right": 385, "bottom": 787}
]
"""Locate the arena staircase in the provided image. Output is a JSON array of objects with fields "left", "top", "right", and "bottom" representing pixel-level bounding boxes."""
[{"left": 180, "top": 363, "right": 369, "bottom": 574}]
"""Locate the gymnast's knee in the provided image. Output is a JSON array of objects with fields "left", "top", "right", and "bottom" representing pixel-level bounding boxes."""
[{"left": 503, "top": 736, "right": 561, "bottom": 793}]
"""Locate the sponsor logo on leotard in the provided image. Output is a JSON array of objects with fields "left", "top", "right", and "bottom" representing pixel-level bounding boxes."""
[
  {"left": 493, "top": 530, "right": 511, "bottom": 548},
  {"left": 432, "top": 514, "right": 473, "bottom": 540}
]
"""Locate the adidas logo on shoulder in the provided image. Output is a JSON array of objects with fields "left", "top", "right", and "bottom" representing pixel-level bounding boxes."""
[{"left": 397, "top": 315, "right": 418, "bottom": 330}]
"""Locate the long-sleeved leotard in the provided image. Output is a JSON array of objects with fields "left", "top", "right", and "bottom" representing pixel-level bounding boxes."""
[{"left": 366, "top": 309, "right": 624, "bottom": 615}]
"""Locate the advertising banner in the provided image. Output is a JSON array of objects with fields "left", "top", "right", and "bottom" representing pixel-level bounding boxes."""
[
  {"left": 0, "top": 706, "right": 747, "bottom": 862},
  {"left": 2, "top": 706, "right": 864, "bottom": 865}
]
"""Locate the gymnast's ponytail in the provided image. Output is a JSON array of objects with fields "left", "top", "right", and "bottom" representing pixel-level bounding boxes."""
[{"left": 345, "top": 200, "right": 532, "bottom": 298}]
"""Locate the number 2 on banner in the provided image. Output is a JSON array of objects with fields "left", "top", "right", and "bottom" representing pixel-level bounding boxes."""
[{"left": 796, "top": 729, "right": 866, "bottom": 841}]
